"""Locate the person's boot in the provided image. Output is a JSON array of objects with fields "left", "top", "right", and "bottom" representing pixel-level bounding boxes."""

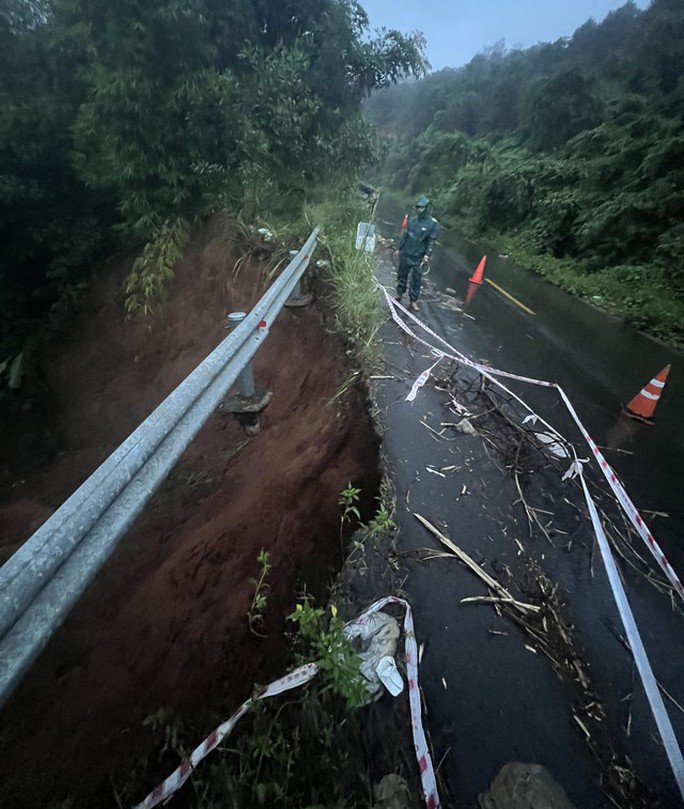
[
  {"left": 408, "top": 300, "right": 419, "bottom": 312},
  {"left": 393, "top": 293, "right": 403, "bottom": 303}
]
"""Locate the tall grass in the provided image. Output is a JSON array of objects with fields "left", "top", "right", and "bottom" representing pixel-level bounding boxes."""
[{"left": 265, "top": 195, "right": 383, "bottom": 366}]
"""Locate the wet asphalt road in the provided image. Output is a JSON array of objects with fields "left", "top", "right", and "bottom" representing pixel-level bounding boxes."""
[{"left": 370, "top": 237, "right": 683, "bottom": 807}]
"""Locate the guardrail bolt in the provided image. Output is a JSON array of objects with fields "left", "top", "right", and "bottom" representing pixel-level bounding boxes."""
[{"left": 220, "top": 311, "right": 272, "bottom": 435}]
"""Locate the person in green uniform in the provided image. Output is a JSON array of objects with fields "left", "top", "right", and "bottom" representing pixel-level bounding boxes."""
[{"left": 394, "top": 195, "right": 439, "bottom": 311}]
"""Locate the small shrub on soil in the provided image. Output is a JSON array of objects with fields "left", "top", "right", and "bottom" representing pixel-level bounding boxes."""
[
  {"left": 247, "top": 549, "right": 272, "bottom": 637},
  {"left": 339, "top": 482, "right": 362, "bottom": 526},
  {"left": 131, "top": 601, "right": 374, "bottom": 809},
  {"left": 289, "top": 599, "right": 368, "bottom": 710},
  {"left": 368, "top": 503, "right": 396, "bottom": 537}
]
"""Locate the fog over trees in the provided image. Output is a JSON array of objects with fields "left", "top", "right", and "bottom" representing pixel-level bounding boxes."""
[{"left": 365, "top": 0, "right": 683, "bottom": 337}]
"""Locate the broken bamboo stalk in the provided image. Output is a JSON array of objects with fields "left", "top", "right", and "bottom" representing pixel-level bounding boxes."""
[{"left": 414, "top": 513, "right": 540, "bottom": 614}]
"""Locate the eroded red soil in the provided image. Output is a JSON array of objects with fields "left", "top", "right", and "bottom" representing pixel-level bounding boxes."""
[{"left": 0, "top": 226, "right": 378, "bottom": 807}]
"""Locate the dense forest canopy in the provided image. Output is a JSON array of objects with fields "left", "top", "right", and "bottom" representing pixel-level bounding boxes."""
[
  {"left": 364, "top": 0, "right": 683, "bottom": 337},
  {"left": 0, "top": 0, "right": 425, "bottom": 359}
]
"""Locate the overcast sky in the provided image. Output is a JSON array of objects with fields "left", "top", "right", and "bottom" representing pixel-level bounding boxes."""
[{"left": 362, "top": 0, "right": 650, "bottom": 70}]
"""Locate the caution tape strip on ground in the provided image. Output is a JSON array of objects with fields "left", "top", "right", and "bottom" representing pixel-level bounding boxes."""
[
  {"left": 578, "top": 472, "right": 684, "bottom": 797},
  {"left": 346, "top": 596, "right": 440, "bottom": 809},
  {"left": 134, "top": 663, "right": 319, "bottom": 809},
  {"left": 383, "top": 288, "right": 684, "bottom": 602},
  {"left": 133, "top": 597, "right": 439, "bottom": 809},
  {"left": 382, "top": 289, "right": 684, "bottom": 801},
  {"left": 407, "top": 358, "right": 443, "bottom": 402},
  {"left": 557, "top": 386, "right": 684, "bottom": 600}
]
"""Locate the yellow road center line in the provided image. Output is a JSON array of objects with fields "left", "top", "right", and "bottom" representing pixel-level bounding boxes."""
[{"left": 485, "top": 278, "right": 536, "bottom": 316}]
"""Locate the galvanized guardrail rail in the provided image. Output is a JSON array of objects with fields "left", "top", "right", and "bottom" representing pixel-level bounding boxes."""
[{"left": 0, "top": 227, "right": 319, "bottom": 708}]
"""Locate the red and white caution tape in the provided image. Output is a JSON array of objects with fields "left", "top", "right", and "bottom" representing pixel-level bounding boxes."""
[
  {"left": 134, "top": 598, "right": 439, "bottom": 809},
  {"left": 383, "top": 289, "right": 683, "bottom": 602},
  {"left": 134, "top": 663, "right": 319, "bottom": 809},
  {"left": 345, "top": 596, "right": 440, "bottom": 809},
  {"left": 558, "top": 386, "right": 684, "bottom": 601},
  {"left": 407, "top": 358, "right": 442, "bottom": 402},
  {"left": 577, "top": 471, "right": 684, "bottom": 799},
  {"left": 383, "top": 288, "right": 555, "bottom": 389},
  {"left": 382, "top": 288, "right": 684, "bottom": 800}
]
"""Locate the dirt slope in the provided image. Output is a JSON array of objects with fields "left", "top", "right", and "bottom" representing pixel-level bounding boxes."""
[{"left": 0, "top": 224, "right": 379, "bottom": 807}]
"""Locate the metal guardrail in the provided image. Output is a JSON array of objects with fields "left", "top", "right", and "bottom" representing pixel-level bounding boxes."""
[{"left": 0, "top": 227, "right": 320, "bottom": 708}]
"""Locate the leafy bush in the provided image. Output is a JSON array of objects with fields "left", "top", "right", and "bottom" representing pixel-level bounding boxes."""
[
  {"left": 289, "top": 600, "right": 368, "bottom": 710},
  {"left": 123, "top": 217, "right": 189, "bottom": 318},
  {"left": 1, "top": 0, "right": 426, "bottom": 341}
]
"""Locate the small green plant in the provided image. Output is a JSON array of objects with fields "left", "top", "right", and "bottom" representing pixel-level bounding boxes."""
[
  {"left": 248, "top": 549, "right": 272, "bottom": 637},
  {"left": 338, "top": 482, "right": 361, "bottom": 555},
  {"left": 288, "top": 600, "right": 368, "bottom": 709},
  {"left": 339, "top": 483, "right": 361, "bottom": 526},
  {"left": 326, "top": 369, "right": 360, "bottom": 408},
  {"left": 367, "top": 503, "right": 396, "bottom": 536},
  {"left": 124, "top": 217, "right": 189, "bottom": 319},
  {"left": 142, "top": 707, "right": 186, "bottom": 759}
]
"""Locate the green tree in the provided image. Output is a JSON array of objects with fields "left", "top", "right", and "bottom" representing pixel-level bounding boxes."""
[
  {"left": 0, "top": 0, "right": 426, "bottom": 350},
  {"left": 522, "top": 71, "right": 603, "bottom": 150},
  {"left": 365, "top": 0, "right": 684, "bottom": 304}
]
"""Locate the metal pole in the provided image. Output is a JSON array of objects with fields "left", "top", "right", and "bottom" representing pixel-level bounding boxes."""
[
  {"left": 226, "top": 312, "right": 255, "bottom": 397},
  {"left": 288, "top": 251, "right": 301, "bottom": 299}
]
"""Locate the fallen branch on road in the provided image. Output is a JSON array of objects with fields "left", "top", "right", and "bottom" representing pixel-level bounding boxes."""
[{"left": 413, "top": 513, "right": 540, "bottom": 615}]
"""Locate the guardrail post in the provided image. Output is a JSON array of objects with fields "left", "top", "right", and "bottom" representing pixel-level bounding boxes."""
[
  {"left": 285, "top": 250, "right": 312, "bottom": 308},
  {"left": 221, "top": 311, "right": 271, "bottom": 434},
  {"left": 226, "top": 312, "right": 255, "bottom": 396}
]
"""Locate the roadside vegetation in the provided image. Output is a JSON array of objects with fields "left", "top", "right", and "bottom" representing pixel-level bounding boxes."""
[
  {"left": 124, "top": 598, "right": 372, "bottom": 809},
  {"left": 125, "top": 500, "right": 405, "bottom": 809},
  {"left": 365, "top": 0, "right": 684, "bottom": 344},
  {"left": 305, "top": 197, "right": 384, "bottom": 365},
  {"left": 0, "top": 0, "right": 425, "bottom": 395},
  {"left": 239, "top": 193, "right": 384, "bottom": 367},
  {"left": 486, "top": 231, "right": 684, "bottom": 342}
]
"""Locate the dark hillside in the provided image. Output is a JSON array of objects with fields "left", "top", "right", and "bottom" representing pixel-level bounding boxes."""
[
  {"left": 0, "top": 0, "right": 425, "bottom": 386},
  {"left": 365, "top": 0, "right": 684, "bottom": 342}
]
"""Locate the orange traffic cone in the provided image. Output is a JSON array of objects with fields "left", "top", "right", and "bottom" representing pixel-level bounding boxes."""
[
  {"left": 622, "top": 364, "right": 671, "bottom": 424},
  {"left": 469, "top": 255, "right": 486, "bottom": 285},
  {"left": 400, "top": 213, "right": 408, "bottom": 233}
]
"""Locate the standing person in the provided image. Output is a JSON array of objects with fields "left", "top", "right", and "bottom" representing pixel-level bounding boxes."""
[{"left": 394, "top": 195, "right": 438, "bottom": 311}]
